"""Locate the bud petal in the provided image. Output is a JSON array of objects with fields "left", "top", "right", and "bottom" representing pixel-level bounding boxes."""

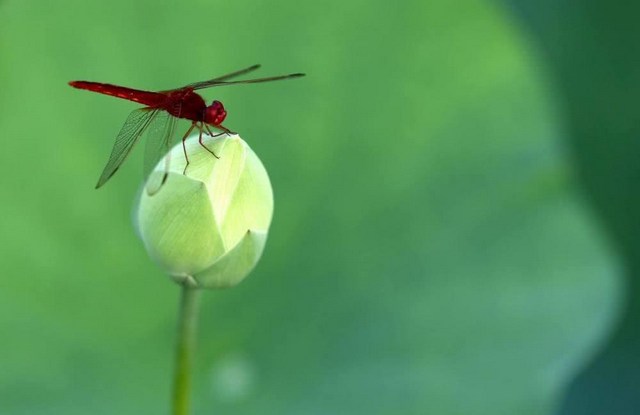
[{"left": 135, "top": 134, "right": 273, "bottom": 289}]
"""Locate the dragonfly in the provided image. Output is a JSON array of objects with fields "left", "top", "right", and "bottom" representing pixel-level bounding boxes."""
[{"left": 69, "top": 64, "right": 304, "bottom": 191}]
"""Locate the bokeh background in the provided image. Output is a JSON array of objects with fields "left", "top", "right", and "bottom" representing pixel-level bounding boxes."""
[{"left": 0, "top": 1, "right": 638, "bottom": 414}]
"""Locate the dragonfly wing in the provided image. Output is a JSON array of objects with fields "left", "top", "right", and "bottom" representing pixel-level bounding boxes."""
[
  {"left": 143, "top": 104, "right": 180, "bottom": 194},
  {"left": 188, "top": 72, "right": 305, "bottom": 91},
  {"left": 95, "top": 108, "right": 159, "bottom": 188},
  {"left": 160, "top": 65, "right": 262, "bottom": 93},
  {"left": 183, "top": 64, "right": 262, "bottom": 90}
]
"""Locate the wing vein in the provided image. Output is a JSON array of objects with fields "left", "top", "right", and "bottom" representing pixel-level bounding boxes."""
[{"left": 95, "top": 108, "right": 158, "bottom": 188}]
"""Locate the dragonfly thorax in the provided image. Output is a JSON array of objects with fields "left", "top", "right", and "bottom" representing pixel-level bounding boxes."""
[{"left": 204, "top": 100, "right": 227, "bottom": 126}]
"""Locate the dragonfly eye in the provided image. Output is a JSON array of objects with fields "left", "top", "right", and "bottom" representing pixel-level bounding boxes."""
[{"left": 204, "top": 100, "right": 227, "bottom": 125}]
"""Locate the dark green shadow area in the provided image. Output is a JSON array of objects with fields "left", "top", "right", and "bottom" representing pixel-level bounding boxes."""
[{"left": 507, "top": 1, "right": 640, "bottom": 414}]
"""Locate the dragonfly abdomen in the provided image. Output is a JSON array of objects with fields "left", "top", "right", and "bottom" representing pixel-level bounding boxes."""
[{"left": 69, "top": 81, "right": 166, "bottom": 107}]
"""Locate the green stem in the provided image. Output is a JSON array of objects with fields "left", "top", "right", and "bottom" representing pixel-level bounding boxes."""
[{"left": 172, "top": 285, "right": 202, "bottom": 415}]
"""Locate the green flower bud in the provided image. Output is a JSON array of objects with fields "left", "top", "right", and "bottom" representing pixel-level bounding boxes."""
[{"left": 135, "top": 134, "right": 273, "bottom": 289}]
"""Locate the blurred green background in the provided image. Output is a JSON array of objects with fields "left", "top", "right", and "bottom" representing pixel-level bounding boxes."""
[{"left": 0, "top": 0, "right": 637, "bottom": 414}]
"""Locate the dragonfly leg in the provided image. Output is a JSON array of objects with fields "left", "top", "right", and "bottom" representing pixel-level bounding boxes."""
[
  {"left": 204, "top": 123, "right": 215, "bottom": 136},
  {"left": 203, "top": 123, "right": 227, "bottom": 138},
  {"left": 218, "top": 125, "right": 237, "bottom": 136},
  {"left": 198, "top": 123, "right": 220, "bottom": 159},
  {"left": 181, "top": 123, "right": 196, "bottom": 175}
]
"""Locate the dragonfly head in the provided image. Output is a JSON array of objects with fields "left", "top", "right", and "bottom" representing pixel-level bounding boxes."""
[{"left": 204, "top": 100, "right": 227, "bottom": 126}]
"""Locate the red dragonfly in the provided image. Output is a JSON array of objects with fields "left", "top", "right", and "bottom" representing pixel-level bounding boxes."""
[{"left": 69, "top": 64, "right": 304, "bottom": 190}]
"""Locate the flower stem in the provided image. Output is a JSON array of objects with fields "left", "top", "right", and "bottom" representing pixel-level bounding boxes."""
[{"left": 172, "top": 284, "right": 201, "bottom": 415}]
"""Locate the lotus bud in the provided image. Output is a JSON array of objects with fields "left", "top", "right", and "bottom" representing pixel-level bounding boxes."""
[{"left": 135, "top": 134, "right": 273, "bottom": 289}]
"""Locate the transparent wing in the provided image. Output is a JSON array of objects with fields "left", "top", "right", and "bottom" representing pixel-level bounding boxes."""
[
  {"left": 95, "top": 108, "right": 159, "bottom": 189},
  {"left": 143, "top": 106, "right": 179, "bottom": 195},
  {"left": 143, "top": 109, "right": 178, "bottom": 179},
  {"left": 188, "top": 72, "right": 305, "bottom": 91},
  {"left": 160, "top": 65, "right": 263, "bottom": 93},
  {"left": 185, "top": 64, "right": 262, "bottom": 89}
]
